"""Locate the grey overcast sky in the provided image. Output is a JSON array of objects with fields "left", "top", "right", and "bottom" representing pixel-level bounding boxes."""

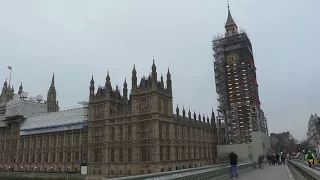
[{"left": 0, "top": 0, "right": 318, "bottom": 140}]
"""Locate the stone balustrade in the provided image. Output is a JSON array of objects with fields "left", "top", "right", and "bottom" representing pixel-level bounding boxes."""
[{"left": 107, "top": 162, "right": 255, "bottom": 180}]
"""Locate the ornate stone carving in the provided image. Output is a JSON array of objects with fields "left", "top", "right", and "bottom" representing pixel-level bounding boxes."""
[{"left": 138, "top": 97, "right": 150, "bottom": 113}]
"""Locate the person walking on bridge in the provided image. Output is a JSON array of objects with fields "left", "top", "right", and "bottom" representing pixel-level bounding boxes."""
[
  {"left": 276, "top": 153, "right": 280, "bottom": 165},
  {"left": 229, "top": 152, "right": 239, "bottom": 179},
  {"left": 258, "top": 154, "right": 264, "bottom": 169},
  {"left": 305, "top": 151, "right": 316, "bottom": 168},
  {"left": 266, "top": 153, "right": 272, "bottom": 166},
  {"left": 281, "top": 153, "right": 286, "bottom": 165}
]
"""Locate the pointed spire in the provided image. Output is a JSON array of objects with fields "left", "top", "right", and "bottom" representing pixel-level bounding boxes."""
[
  {"left": 182, "top": 106, "right": 186, "bottom": 117},
  {"left": 225, "top": 4, "right": 238, "bottom": 36},
  {"left": 166, "top": 68, "right": 172, "bottom": 94},
  {"left": 225, "top": 4, "right": 236, "bottom": 27},
  {"left": 193, "top": 110, "right": 196, "bottom": 120},
  {"left": 51, "top": 73, "right": 55, "bottom": 87},
  {"left": 124, "top": 78, "right": 127, "bottom": 87},
  {"left": 152, "top": 58, "right": 156, "bottom": 71},
  {"left": 176, "top": 104, "right": 179, "bottom": 116},
  {"left": 151, "top": 59, "right": 157, "bottom": 84},
  {"left": 123, "top": 78, "right": 128, "bottom": 97},
  {"left": 3, "top": 78, "right": 7, "bottom": 87},
  {"left": 211, "top": 108, "right": 216, "bottom": 124},
  {"left": 160, "top": 74, "right": 164, "bottom": 89},
  {"left": 132, "top": 64, "right": 136, "bottom": 75},
  {"left": 106, "top": 71, "right": 110, "bottom": 82},
  {"left": 188, "top": 109, "right": 191, "bottom": 119},
  {"left": 18, "top": 82, "right": 23, "bottom": 95},
  {"left": 90, "top": 75, "right": 94, "bottom": 85},
  {"left": 132, "top": 64, "right": 137, "bottom": 92},
  {"left": 89, "top": 75, "right": 95, "bottom": 99},
  {"left": 167, "top": 68, "right": 171, "bottom": 78}
]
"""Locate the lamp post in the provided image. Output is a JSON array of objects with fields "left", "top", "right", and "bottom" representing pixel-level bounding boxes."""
[
  {"left": 50, "top": 166, "right": 53, "bottom": 179},
  {"left": 67, "top": 167, "right": 70, "bottom": 180},
  {"left": 20, "top": 167, "right": 23, "bottom": 178}
]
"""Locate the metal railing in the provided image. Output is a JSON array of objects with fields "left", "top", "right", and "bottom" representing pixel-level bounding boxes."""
[
  {"left": 287, "top": 160, "right": 320, "bottom": 180},
  {"left": 107, "top": 162, "right": 255, "bottom": 180}
]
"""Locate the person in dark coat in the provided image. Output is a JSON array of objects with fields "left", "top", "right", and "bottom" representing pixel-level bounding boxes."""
[
  {"left": 267, "top": 153, "right": 272, "bottom": 166},
  {"left": 272, "top": 154, "right": 276, "bottom": 166},
  {"left": 258, "top": 154, "right": 264, "bottom": 169},
  {"left": 276, "top": 153, "right": 280, "bottom": 165},
  {"left": 229, "top": 152, "right": 238, "bottom": 178}
]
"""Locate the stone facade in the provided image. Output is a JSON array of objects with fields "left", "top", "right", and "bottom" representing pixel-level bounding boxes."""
[
  {"left": 0, "top": 62, "right": 217, "bottom": 179},
  {"left": 87, "top": 61, "right": 217, "bottom": 178},
  {"left": 0, "top": 125, "right": 88, "bottom": 173},
  {"left": 0, "top": 76, "right": 88, "bottom": 174}
]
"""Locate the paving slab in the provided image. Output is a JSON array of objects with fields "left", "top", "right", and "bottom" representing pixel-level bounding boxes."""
[{"left": 238, "top": 164, "right": 290, "bottom": 180}]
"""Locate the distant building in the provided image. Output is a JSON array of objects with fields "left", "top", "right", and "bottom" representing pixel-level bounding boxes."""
[
  {"left": 212, "top": 6, "right": 268, "bottom": 145},
  {"left": 307, "top": 113, "right": 320, "bottom": 147},
  {"left": 0, "top": 76, "right": 88, "bottom": 174},
  {"left": 270, "top": 131, "right": 295, "bottom": 153}
]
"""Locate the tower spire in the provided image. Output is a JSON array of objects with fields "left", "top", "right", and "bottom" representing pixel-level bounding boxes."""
[
  {"left": 18, "top": 82, "right": 23, "bottom": 95},
  {"left": 47, "top": 73, "right": 59, "bottom": 112},
  {"left": 51, "top": 73, "right": 55, "bottom": 87},
  {"left": 225, "top": 3, "right": 238, "bottom": 36}
]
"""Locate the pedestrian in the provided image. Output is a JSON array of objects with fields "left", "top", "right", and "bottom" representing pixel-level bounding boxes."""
[
  {"left": 229, "top": 152, "right": 238, "bottom": 179},
  {"left": 281, "top": 153, "right": 286, "bottom": 165},
  {"left": 267, "top": 153, "right": 272, "bottom": 166},
  {"left": 305, "top": 151, "right": 315, "bottom": 168},
  {"left": 272, "top": 154, "right": 276, "bottom": 166},
  {"left": 313, "top": 150, "right": 318, "bottom": 166},
  {"left": 258, "top": 154, "right": 264, "bottom": 169},
  {"left": 276, "top": 153, "right": 280, "bottom": 165}
]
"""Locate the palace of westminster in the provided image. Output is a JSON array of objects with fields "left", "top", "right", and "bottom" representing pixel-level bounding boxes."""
[
  {"left": 0, "top": 5, "right": 264, "bottom": 179},
  {"left": 0, "top": 60, "right": 217, "bottom": 178}
]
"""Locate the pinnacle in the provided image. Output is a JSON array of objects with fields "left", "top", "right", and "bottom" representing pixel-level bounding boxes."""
[{"left": 225, "top": 6, "right": 236, "bottom": 27}]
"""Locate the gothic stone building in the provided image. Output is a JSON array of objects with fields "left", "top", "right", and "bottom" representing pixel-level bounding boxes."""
[
  {"left": 88, "top": 61, "right": 217, "bottom": 178},
  {"left": 0, "top": 61, "right": 217, "bottom": 179},
  {"left": 0, "top": 76, "right": 88, "bottom": 174}
]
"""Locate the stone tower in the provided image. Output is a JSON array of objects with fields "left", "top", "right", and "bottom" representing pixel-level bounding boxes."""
[
  {"left": 212, "top": 6, "right": 268, "bottom": 144},
  {"left": 18, "top": 82, "right": 23, "bottom": 95},
  {"left": 0, "top": 79, "right": 14, "bottom": 105},
  {"left": 131, "top": 60, "right": 173, "bottom": 116},
  {"left": 47, "top": 73, "right": 59, "bottom": 112}
]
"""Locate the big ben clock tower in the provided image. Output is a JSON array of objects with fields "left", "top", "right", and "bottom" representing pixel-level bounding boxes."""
[{"left": 212, "top": 5, "right": 268, "bottom": 145}]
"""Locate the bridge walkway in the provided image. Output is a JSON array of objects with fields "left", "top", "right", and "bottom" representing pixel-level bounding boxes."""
[{"left": 239, "top": 163, "right": 293, "bottom": 180}]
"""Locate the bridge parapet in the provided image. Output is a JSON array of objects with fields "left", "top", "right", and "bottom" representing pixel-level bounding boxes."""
[
  {"left": 287, "top": 160, "right": 320, "bottom": 180},
  {"left": 108, "top": 162, "right": 255, "bottom": 180}
]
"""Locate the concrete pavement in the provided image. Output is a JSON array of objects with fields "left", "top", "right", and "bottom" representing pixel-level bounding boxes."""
[{"left": 238, "top": 164, "right": 292, "bottom": 180}]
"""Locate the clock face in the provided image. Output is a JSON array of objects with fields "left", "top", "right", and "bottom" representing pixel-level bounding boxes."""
[{"left": 226, "top": 54, "right": 239, "bottom": 65}]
